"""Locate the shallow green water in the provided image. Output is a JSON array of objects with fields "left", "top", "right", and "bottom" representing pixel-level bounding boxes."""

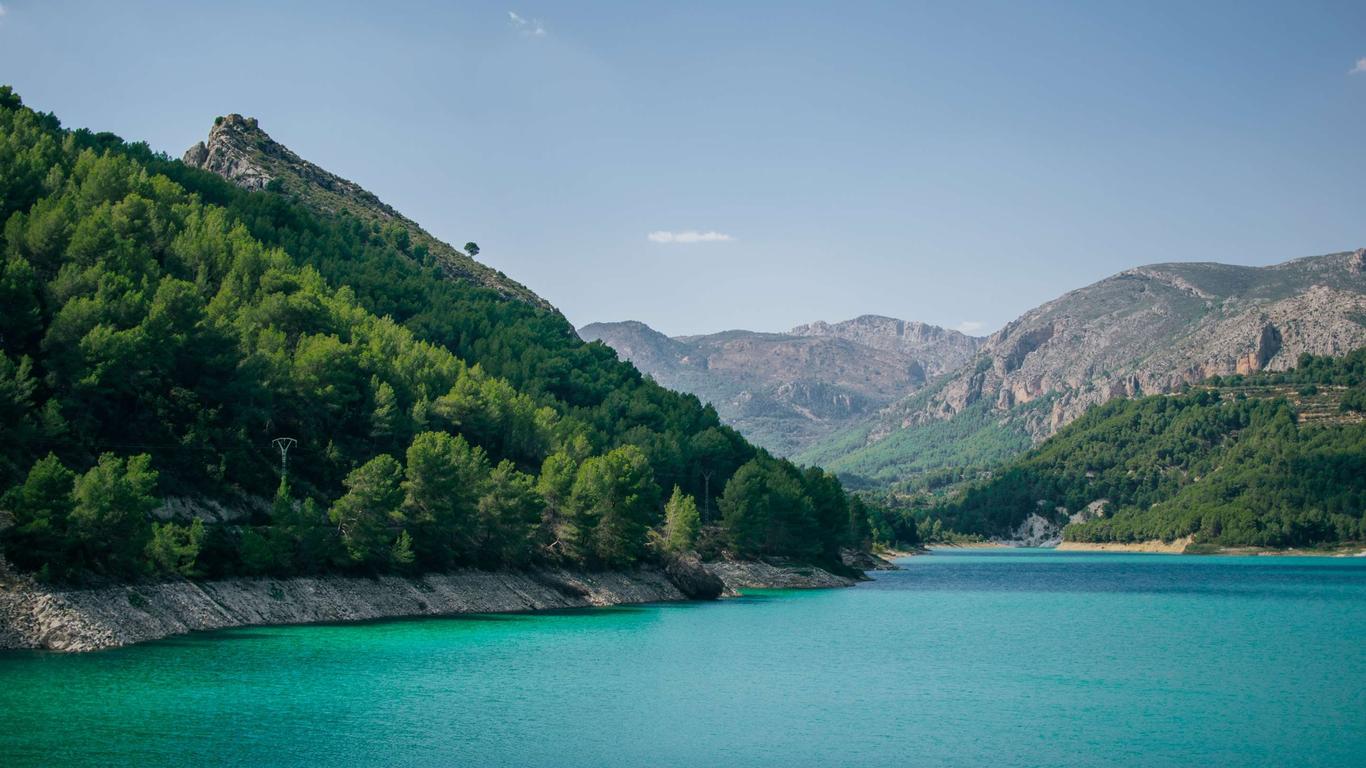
[{"left": 3, "top": 550, "right": 1365, "bottom": 767}]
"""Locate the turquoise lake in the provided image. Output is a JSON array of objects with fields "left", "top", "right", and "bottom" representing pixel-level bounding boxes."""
[{"left": 3, "top": 549, "right": 1365, "bottom": 767}]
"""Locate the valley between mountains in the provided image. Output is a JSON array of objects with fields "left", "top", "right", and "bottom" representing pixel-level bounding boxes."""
[{"left": 585, "top": 252, "right": 1366, "bottom": 549}]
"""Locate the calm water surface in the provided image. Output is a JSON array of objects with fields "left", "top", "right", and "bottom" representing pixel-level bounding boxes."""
[{"left": 3, "top": 549, "right": 1364, "bottom": 767}]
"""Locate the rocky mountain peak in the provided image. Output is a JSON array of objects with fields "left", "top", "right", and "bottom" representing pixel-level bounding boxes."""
[
  {"left": 184, "top": 115, "right": 275, "bottom": 192},
  {"left": 184, "top": 114, "right": 403, "bottom": 217},
  {"left": 789, "top": 314, "right": 981, "bottom": 372}
]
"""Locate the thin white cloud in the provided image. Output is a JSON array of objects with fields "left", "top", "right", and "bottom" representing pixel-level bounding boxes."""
[
  {"left": 1351, "top": 58, "right": 1366, "bottom": 75},
  {"left": 0, "top": 4, "right": 8, "bottom": 17},
  {"left": 954, "top": 320, "right": 986, "bottom": 335},
  {"left": 647, "top": 230, "right": 735, "bottom": 244},
  {"left": 508, "top": 10, "right": 547, "bottom": 37}
]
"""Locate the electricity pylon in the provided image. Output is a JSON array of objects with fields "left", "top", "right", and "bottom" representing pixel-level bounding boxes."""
[{"left": 271, "top": 437, "right": 298, "bottom": 481}]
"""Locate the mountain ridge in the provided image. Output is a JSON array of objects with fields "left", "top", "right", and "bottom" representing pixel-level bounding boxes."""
[
  {"left": 579, "top": 317, "right": 980, "bottom": 457},
  {"left": 183, "top": 113, "right": 550, "bottom": 309},
  {"left": 799, "top": 249, "right": 1366, "bottom": 485}
]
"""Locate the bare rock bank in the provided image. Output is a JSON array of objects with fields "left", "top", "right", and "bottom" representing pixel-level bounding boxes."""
[
  {"left": 0, "top": 568, "right": 688, "bottom": 653},
  {"left": 702, "top": 559, "right": 860, "bottom": 591},
  {"left": 0, "top": 558, "right": 859, "bottom": 652}
]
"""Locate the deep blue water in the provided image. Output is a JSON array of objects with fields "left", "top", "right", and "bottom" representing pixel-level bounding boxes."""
[{"left": 2, "top": 549, "right": 1364, "bottom": 767}]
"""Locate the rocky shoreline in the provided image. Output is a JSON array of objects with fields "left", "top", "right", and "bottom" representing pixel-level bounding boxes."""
[
  {"left": 705, "top": 559, "right": 860, "bottom": 591},
  {"left": 0, "top": 559, "right": 858, "bottom": 653}
]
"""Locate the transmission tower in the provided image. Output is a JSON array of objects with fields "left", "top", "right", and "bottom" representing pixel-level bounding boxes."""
[{"left": 271, "top": 437, "right": 298, "bottom": 481}]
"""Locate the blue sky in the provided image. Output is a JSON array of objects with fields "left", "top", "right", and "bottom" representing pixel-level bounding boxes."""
[{"left": 2, "top": 1, "right": 1365, "bottom": 336}]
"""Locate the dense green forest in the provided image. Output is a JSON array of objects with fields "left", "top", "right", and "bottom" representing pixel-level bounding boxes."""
[
  {"left": 0, "top": 88, "right": 869, "bottom": 582},
  {"left": 925, "top": 349, "right": 1366, "bottom": 548}
]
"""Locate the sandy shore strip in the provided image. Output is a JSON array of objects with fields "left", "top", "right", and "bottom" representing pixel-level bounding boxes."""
[
  {"left": 1056, "top": 536, "right": 1193, "bottom": 554},
  {"left": 1057, "top": 537, "right": 1366, "bottom": 556},
  {"left": 1213, "top": 545, "right": 1366, "bottom": 557}
]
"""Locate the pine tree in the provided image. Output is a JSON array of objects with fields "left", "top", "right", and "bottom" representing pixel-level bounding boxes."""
[
  {"left": 390, "top": 530, "right": 416, "bottom": 571},
  {"left": 370, "top": 378, "right": 400, "bottom": 442},
  {"left": 0, "top": 453, "right": 76, "bottom": 576},
  {"left": 68, "top": 453, "right": 159, "bottom": 577},
  {"left": 329, "top": 455, "right": 404, "bottom": 568},
  {"left": 569, "top": 446, "right": 660, "bottom": 567},
  {"left": 146, "top": 519, "right": 205, "bottom": 577},
  {"left": 663, "top": 485, "right": 700, "bottom": 554}
]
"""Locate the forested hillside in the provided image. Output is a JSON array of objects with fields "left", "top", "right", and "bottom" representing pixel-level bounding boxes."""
[
  {"left": 927, "top": 350, "right": 1366, "bottom": 548},
  {"left": 0, "top": 88, "right": 865, "bottom": 582}
]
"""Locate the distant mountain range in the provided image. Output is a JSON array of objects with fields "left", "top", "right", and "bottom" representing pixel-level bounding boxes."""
[
  {"left": 587, "top": 251, "right": 1366, "bottom": 487},
  {"left": 579, "top": 317, "right": 980, "bottom": 457}
]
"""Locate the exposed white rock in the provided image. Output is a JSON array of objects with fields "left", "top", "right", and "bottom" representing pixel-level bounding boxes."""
[{"left": 995, "top": 513, "right": 1063, "bottom": 548}]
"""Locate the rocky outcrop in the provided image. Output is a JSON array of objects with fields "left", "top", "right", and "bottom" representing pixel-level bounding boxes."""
[
  {"left": 840, "top": 548, "right": 900, "bottom": 571},
  {"left": 182, "top": 114, "right": 549, "bottom": 309},
  {"left": 579, "top": 317, "right": 980, "bottom": 456},
  {"left": 184, "top": 118, "right": 276, "bottom": 192},
  {"left": 996, "top": 513, "right": 1063, "bottom": 548},
  {"left": 153, "top": 495, "right": 266, "bottom": 524},
  {"left": 1235, "top": 322, "right": 1283, "bottom": 375},
  {"left": 663, "top": 555, "right": 726, "bottom": 600},
  {"left": 701, "top": 559, "right": 859, "bottom": 590}
]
